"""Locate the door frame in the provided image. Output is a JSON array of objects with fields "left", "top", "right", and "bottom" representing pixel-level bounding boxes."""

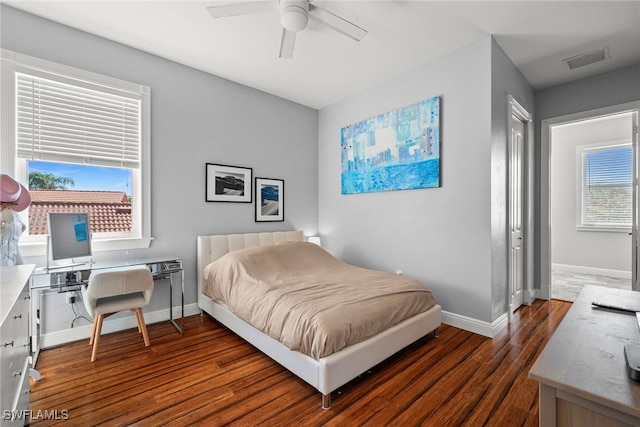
[
  {"left": 507, "top": 95, "right": 534, "bottom": 320},
  {"left": 540, "top": 101, "right": 640, "bottom": 299}
]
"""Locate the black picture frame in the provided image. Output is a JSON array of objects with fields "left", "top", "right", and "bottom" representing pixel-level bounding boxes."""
[
  {"left": 206, "top": 163, "right": 252, "bottom": 203},
  {"left": 255, "top": 177, "right": 284, "bottom": 222}
]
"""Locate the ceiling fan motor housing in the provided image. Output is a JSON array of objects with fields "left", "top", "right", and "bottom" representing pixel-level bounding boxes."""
[{"left": 280, "top": 0, "right": 309, "bottom": 32}]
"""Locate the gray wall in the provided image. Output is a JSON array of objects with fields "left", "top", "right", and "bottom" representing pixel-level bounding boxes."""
[
  {"left": 490, "top": 38, "right": 535, "bottom": 320},
  {"left": 551, "top": 114, "right": 632, "bottom": 273},
  {"left": 536, "top": 64, "right": 640, "bottom": 121},
  {"left": 1, "top": 5, "right": 319, "bottom": 319},
  {"left": 535, "top": 64, "right": 640, "bottom": 287},
  {"left": 318, "top": 36, "right": 533, "bottom": 326}
]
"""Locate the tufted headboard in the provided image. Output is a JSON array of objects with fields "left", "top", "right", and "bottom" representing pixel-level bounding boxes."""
[{"left": 196, "top": 230, "right": 304, "bottom": 295}]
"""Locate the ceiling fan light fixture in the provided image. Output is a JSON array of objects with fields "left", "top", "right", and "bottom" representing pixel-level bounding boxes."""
[{"left": 281, "top": 3, "right": 309, "bottom": 32}]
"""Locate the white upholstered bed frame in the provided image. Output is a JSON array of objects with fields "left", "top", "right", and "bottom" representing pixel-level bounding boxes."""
[{"left": 196, "top": 231, "right": 441, "bottom": 408}]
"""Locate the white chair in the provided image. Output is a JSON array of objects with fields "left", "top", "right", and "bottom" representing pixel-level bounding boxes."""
[{"left": 82, "top": 266, "right": 154, "bottom": 361}]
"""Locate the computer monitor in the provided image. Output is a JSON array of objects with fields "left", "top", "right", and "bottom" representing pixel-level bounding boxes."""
[{"left": 47, "top": 212, "right": 92, "bottom": 267}]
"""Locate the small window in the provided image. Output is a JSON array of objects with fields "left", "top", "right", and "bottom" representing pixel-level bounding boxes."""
[
  {"left": 1, "top": 49, "right": 151, "bottom": 256},
  {"left": 577, "top": 142, "right": 632, "bottom": 230}
]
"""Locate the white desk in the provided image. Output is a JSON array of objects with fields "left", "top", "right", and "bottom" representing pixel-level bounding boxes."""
[
  {"left": 29, "top": 257, "right": 183, "bottom": 360},
  {"left": 529, "top": 285, "right": 640, "bottom": 426}
]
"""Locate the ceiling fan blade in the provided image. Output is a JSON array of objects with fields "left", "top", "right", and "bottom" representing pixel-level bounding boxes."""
[
  {"left": 308, "top": 4, "right": 367, "bottom": 41},
  {"left": 207, "top": 1, "right": 272, "bottom": 18},
  {"left": 279, "top": 28, "right": 296, "bottom": 58}
]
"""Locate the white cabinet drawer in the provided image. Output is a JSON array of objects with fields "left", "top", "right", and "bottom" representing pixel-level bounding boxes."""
[
  {"left": 1, "top": 321, "right": 24, "bottom": 414},
  {"left": 1, "top": 267, "right": 34, "bottom": 427}
]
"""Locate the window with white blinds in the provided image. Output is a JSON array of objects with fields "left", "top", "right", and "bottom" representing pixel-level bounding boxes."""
[
  {"left": 578, "top": 142, "right": 632, "bottom": 229},
  {"left": 1, "top": 49, "right": 151, "bottom": 255},
  {"left": 16, "top": 72, "right": 141, "bottom": 168}
]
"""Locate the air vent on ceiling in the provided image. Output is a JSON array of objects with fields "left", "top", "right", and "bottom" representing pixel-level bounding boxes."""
[{"left": 562, "top": 47, "right": 610, "bottom": 70}]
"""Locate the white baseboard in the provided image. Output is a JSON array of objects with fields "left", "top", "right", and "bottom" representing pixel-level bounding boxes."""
[
  {"left": 552, "top": 263, "right": 631, "bottom": 279},
  {"left": 40, "top": 303, "right": 201, "bottom": 349},
  {"left": 442, "top": 310, "right": 507, "bottom": 338},
  {"left": 42, "top": 303, "right": 507, "bottom": 348}
]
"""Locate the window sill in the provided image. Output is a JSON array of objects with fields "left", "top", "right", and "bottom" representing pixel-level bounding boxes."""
[
  {"left": 19, "top": 237, "right": 153, "bottom": 258},
  {"left": 576, "top": 226, "right": 632, "bottom": 233}
]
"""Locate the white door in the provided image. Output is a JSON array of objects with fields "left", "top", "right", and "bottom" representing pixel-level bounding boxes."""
[
  {"left": 632, "top": 111, "right": 639, "bottom": 291},
  {"left": 509, "top": 113, "right": 525, "bottom": 312}
]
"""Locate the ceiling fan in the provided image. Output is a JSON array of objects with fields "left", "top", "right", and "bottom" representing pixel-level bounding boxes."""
[{"left": 206, "top": 0, "right": 368, "bottom": 58}]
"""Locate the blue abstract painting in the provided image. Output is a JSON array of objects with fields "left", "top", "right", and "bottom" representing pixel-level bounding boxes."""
[{"left": 341, "top": 96, "right": 440, "bottom": 194}]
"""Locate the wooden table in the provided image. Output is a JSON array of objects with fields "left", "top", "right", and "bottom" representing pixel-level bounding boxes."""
[{"left": 530, "top": 285, "right": 640, "bottom": 426}]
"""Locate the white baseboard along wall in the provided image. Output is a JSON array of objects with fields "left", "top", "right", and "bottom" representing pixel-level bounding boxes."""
[
  {"left": 39, "top": 303, "right": 505, "bottom": 350},
  {"left": 40, "top": 303, "right": 201, "bottom": 349},
  {"left": 552, "top": 263, "right": 631, "bottom": 279}
]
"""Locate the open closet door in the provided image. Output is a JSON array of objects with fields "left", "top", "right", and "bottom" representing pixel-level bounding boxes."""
[{"left": 632, "top": 110, "right": 639, "bottom": 291}]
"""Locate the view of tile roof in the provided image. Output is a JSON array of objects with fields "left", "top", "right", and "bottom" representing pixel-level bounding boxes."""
[{"left": 29, "top": 190, "right": 132, "bottom": 234}]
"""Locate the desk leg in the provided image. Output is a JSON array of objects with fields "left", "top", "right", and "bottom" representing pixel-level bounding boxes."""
[
  {"left": 180, "top": 269, "right": 184, "bottom": 333},
  {"left": 30, "top": 288, "right": 44, "bottom": 366},
  {"left": 167, "top": 270, "right": 184, "bottom": 336}
]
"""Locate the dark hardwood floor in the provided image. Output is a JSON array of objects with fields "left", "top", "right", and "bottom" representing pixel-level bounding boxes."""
[{"left": 29, "top": 299, "right": 570, "bottom": 426}]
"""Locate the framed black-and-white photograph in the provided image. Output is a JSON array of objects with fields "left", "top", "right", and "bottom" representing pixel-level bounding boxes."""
[
  {"left": 206, "top": 163, "right": 252, "bottom": 203},
  {"left": 255, "top": 178, "right": 284, "bottom": 222}
]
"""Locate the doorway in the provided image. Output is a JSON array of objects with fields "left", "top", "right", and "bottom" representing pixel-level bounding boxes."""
[
  {"left": 541, "top": 102, "right": 640, "bottom": 300},
  {"left": 508, "top": 95, "right": 533, "bottom": 315}
]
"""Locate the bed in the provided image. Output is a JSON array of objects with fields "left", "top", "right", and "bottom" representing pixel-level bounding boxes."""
[{"left": 196, "top": 231, "right": 441, "bottom": 408}]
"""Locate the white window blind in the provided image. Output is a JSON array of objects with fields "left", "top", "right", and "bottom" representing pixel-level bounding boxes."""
[
  {"left": 2, "top": 49, "right": 152, "bottom": 255},
  {"left": 579, "top": 143, "right": 632, "bottom": 228},
  {"left": 16, "top": 72, "right": 141, "bottom": 169}
]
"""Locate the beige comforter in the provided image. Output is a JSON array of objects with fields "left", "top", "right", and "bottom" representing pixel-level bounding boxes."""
[{"left": 203, "top": 241, "right": 436, "bottom": 359}]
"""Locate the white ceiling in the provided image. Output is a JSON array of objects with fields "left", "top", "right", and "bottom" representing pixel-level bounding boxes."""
[{"left": 4, "top": 1, "right": 640, "bottom": 109}]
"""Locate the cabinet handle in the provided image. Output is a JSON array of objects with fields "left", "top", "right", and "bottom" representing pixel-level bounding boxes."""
[
  {"left": 13, "top": 314, "right": 22, "bottom": 319},
  {"left": 13, "top": 370, "right": 22, "bottom": 377},
  {"left": 3, "top": 340, "right": 14, "bottom": 347}
]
